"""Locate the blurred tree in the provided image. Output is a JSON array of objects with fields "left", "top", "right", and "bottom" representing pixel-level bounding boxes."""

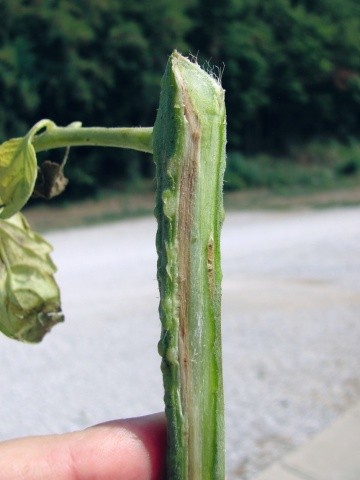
[
  {"left": 190, "top": 0, "right": 360, "bottom": 153},
  {"left": 0, "top": 0, "right": 191, "bottom": 194},
  {"left": 0, "top": 0, "right": 359, "bottom": 194}
]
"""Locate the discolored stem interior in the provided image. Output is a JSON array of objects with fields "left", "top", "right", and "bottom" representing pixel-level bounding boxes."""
[{"left": 153, "top": 51, "right": 226, "bottom": 480}]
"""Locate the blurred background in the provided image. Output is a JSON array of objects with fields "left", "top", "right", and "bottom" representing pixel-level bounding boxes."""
[
  {"left": 1, "top": 0, "right": 360, "bottom": 202},
  {"left": 0, "top": 2, "right": 360, "bottom": 480}
]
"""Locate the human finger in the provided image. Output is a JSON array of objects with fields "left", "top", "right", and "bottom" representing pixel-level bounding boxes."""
[{"left": 0, "top": 412, "right": 166, "bottom": 480}]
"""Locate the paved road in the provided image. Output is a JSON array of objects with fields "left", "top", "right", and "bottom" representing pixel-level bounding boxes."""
[{"left": 0, "top": 207, "right": 359, "bottom": 479}]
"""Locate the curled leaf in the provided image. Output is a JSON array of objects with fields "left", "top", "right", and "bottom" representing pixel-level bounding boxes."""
[
  {"left": 0, "top": 212, "right": 63, "bottom": 342},
  {"left": 33, "top": 146, "right": 70, "bottom": 199},
  {"left": 0, "top": 119, "right": 56, "bottom": 219},
  {"left": 0, "top": 137, "right": 37, "bottom": 219},
  {"left": 33, "top": 160, "right": 69, "bottom": 199}
]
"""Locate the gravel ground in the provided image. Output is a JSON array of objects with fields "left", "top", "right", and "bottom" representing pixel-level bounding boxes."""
[{"left": 0, "top": 207, "right": 359, "bottom": 479}]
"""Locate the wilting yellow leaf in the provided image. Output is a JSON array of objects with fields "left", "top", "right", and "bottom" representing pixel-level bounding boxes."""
[{"left": 0, "top": 212, "right": 63, "bottom": 342}]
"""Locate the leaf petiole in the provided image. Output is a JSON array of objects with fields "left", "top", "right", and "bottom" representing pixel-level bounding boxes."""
[{"left": 32, "top": 124, "right": 153, "bottom": 154}]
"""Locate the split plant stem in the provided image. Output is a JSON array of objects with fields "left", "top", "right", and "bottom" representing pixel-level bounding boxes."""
[
  {"left": 0, "top": 50, "right": 226, "bottom": 479},
  {"left": 153, "top": 51, "right": 226, "bottom": 480}
]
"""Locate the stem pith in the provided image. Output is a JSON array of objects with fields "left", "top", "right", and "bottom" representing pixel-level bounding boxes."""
[
  {"left": 153, "top": 51, "right": 226, "bottom": 480},
  {"left": 0, "top": 49, "right": 227, "bottom": 479}
]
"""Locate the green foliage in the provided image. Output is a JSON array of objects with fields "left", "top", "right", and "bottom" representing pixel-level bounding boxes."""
[
  {"left": 293, "top": 140, "right": 360, "bottom": 182},
  {"left": 0, "top": 0, "right": 191, "bottom": 131},
  {"left": 1, "top": 0, "right": 360, "bottom": 196},
  {"left": 190, "top": 0, "right": 360, "bottom": 151},
  {"left": 225, "top": 141, "right": 360, "bottom": 192},
  {"left": 0, "top": 0, "right": 191, "bottom": 196}
]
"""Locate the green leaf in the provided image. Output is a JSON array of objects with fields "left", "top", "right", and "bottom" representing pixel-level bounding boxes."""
[
  {"left": 0, "top": 119, "right": 56, "bottom": 219},
  {"left": 0, "top": 212, "right": 63, "bottom": 343},
  {"left": 0, "top": 137, "right": 37, "bottom": 219}
]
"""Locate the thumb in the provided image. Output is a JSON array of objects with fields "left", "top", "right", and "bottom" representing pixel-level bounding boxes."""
[{"left": 0, "top": 412, "right": 167, "bottom": 480}]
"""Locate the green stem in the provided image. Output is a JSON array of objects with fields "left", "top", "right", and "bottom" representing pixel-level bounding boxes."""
[
  {"left": 154, "top": 51, "right": 226, "bottom": 479},
  {"left": 32, "top": 126, "right": 153, "bottom": 154}
]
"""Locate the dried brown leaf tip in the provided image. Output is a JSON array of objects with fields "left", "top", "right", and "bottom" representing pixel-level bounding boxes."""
[
  {"left": 33, "top": 160, "right": 69, "bottom": 199},
  {"left": 33, "top": 147, "right": 70, "bottom": 199}
]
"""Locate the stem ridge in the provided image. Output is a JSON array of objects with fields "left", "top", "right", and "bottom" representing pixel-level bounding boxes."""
[{"left": 154, "top": 51, "right": 226, "bottom": 480}]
